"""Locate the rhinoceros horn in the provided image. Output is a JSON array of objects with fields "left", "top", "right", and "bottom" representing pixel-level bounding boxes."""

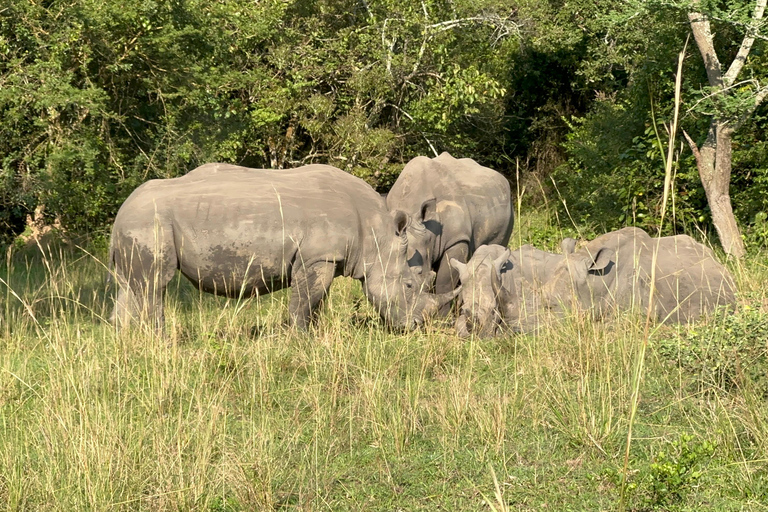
[{"left": 420, "top": 286, "right": 462, "bottom": 320}]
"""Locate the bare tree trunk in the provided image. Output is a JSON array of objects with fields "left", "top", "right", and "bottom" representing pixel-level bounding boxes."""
[
  {"left": 685, "top": 123, "right": 745, "bottom": 257},
  {"left": 683, "top": 1, "right": 768, "bottom": 258}
]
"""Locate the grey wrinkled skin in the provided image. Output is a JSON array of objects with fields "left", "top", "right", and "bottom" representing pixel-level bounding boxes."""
[
  {"left": 385, "top": 152, "right": 514, "bottom": 307},
  {"left": 452, "top": 228, "right": 736, "bottom": 337},
  {"left": 108, "top": 163, "right": 458, "bottom": 332},
  {"left": 541, "top": 227, "right": 737, "bottom": 324},
  {"left": 451, "top": 242, "right": 570, "bottom": 337}
]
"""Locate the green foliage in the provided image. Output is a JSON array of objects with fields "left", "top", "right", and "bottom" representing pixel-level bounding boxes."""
[
  {"left": 654, "top": 299, "right": 768, "bottom": 398},
  {"left": 510, "top": 207, "right": 588, "bottom": 251},
  {"left": 557, "top": 103, "right": 708, "bottom": 233},
  {"left": 732, "top": 106, "right": 768, "bottom": 251},
  {"left": 639, "top": 435, "right": 716, "bottom": 511},
  {"left": 1, "top": 0, "right": 768, "bottom": 253},
  {"left": 0, "top": 0, "right": 517, "bottom": 241},
  {"left": 550, "top": 0, "right": 768, "bottom": 245},
  {"left": 744, "top": 211, "right": 768, "bottom": 251}
]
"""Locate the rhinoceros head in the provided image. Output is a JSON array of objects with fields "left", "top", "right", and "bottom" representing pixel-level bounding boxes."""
[
  {"left": 364, "top": 209, "right": 459, "bottom": 330},
  {"left": 402, "top": 198, "right": 440, "bottom": 286},
  {"left": 450, "top": 248, "right": 511, "bottom": 338}
]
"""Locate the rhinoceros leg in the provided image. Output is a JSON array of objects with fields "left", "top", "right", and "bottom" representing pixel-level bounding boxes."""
[
  {"left": 112, "top": 269, "right": 169, "bottom": 332},
  {"left": 434, "top": 242, "right": 469, "bottom": 315},
  {"left": 289, "top": 260, "right": 337, "bottom": 329},
  {"left": 111, "top": 269, "right": 139, "bottom": 329},
  {"left": 111, "top": 235, "right": 177, "bottom": 333}
]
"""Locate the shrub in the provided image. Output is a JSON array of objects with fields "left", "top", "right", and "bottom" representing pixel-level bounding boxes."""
[{"left": 654, "top": 299, "right": 768, "bottom": 398}]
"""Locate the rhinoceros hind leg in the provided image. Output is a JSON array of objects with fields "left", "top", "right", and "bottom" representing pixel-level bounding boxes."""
[
  {"left": 435, "top": 242, "right": 469, "bottom": 315},
  {"left": 110, "top": 270, "right": 139, "bottom": 329},
  {"left": 110, "top": 238, "right": 177, "bottom": 333},
  {"left": 289, "top": 260, "right": 337, "bottom": 329},
  {"left": 111, "top": 270, "right": 171, "bottom": 333}
]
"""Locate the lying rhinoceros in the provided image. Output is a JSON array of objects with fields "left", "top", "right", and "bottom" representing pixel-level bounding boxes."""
[
  {"left": 109, "top": 163, "right": 458, "bottom": 331},
  {"left": 451, "top": 227, "right": 736, "bottom": 337},
  {"left": 386, "top": 153, "right": 514, "bottom": 304},
  {"left": 449, "top": 241, "right": 573, "bottom": 337},
  {"left": 541, "top": 227, "right": 737, "bottom": 324}
]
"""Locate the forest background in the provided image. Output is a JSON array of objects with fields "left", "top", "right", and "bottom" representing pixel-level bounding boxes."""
[
  {"left": 1, "top": 0, "right": 768, "bottom": 252},
  {"left": 5, "top": 2, "right": 768, "bottom": 509}
]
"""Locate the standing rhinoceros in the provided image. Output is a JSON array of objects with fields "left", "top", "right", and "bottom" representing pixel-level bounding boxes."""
[
  {"left": 109, "top": 163, "right": 458, "bottom": 331},
  {"left": 541, "top": 227, "right": 737, "bottom": 324},
  {"left": 385, "top": 152, "right": 514, "bottom": 302},
  {"left": 449, "top": 241, "right": 573, "bottom": 337}
]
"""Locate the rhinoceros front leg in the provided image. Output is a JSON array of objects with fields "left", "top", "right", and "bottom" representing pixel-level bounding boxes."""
[
  {"left": 434, "top": 242, "right": 469, "bottom": 315},
  {"left": 289, "top": 260, "right": 337, "bottom": 329}
]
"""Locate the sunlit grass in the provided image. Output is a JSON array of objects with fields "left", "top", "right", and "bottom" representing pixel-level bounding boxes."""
[{"left": 1, "top": 224, "right": 767, "bottom": 510}]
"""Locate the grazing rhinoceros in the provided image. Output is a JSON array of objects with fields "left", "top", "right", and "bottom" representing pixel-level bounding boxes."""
[
  {"left": 109, "top": 163, "right": 459, "bottom": 331},
  {"left": 385, "top": 152, "right": 514, "bottom": 303},
  {"left": 540, "top": 227, "right": 737, "bottom": 324},
  {"left": 449, "top": 241, "right": 574, "bottom": 337}
]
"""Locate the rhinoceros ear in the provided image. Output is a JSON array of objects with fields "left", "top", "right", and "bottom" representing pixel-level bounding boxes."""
[
  {"left": 449, "top": 258, "right": 468, "bottom": 282},
  {"left": 493, "top": 249, "right": 512, "bottom": 276},
  {"left": 419, "top": 198, "right": 438, "bottom": 223},
  {"left": 392, "top": 210, "right": 411, "bottom": 238},
  {"left": 561, "top": 238, "right": 577, "bottom": 254},
  {"left": 491, "top": 249, "right": 512, "bottom": 298},
  {"left": 586, "top": 247, "right": 614, "bottom": 272}
]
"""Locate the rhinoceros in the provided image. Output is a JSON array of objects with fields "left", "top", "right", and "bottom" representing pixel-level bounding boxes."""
[
  {"left": 385, "top": 152, "right": 514, "bottom": 303},
  {"left": 541, "top": 227, "right": 737, "bottom": 324},
  {"left": 449, "top": 241, "right": 573, "bottom": 337},
  {"left": 108, "top": 163, "right": 458, "bottom": 331}
]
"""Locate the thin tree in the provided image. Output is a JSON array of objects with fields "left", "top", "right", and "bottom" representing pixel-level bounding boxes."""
[{"left": 683, "top": 0, "right": 768, "bottom": 258}]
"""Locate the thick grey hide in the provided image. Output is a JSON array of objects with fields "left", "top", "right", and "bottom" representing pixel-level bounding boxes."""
[
  {"left": 541, "top": 227, "right": 737, "bottom": 323},
  {"left": 451, "top": 244, "right": 566, "bottom": 337},
  {"left": 109, "top": 163, "right": 454, "bottom": 331},
  {"left": 386, "top": 152, "right": 514, "bottom": 298}
]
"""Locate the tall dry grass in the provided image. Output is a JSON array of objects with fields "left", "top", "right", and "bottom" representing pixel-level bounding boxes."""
[{"left": 0, "top": 229, "right": 767, "bottom": 510}]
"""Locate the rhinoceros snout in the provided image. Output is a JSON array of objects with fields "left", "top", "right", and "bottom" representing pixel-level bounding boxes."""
[{"left": 456, "top": 312, "right": 498, "bottom": 339}]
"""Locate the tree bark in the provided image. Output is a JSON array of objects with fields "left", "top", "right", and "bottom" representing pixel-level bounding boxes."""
[
  {"left": 686, "top": 122, "right": 745, "bottom": 257},
  {"left": 683, "top": 2, "right": 768, "bottom": 258}
]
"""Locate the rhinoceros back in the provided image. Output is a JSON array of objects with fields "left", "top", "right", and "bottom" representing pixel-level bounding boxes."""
[{"left": 111, "top": 164, "right": 386, "bottom": 297}]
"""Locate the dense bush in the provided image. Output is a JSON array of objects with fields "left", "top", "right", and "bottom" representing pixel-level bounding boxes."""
[
  {"left": 1, "top": 0, "right": 767, "bottom": 250},
  {"left": 0, "top": 0, "right": 513, "bottom": 240},
  {"left": 550, "top": 0, "right": 768, "bottom": 244}
]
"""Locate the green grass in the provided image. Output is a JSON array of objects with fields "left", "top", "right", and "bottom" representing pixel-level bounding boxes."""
[{"left": 1, "top": 217, "right": 768, "bottom": 511}]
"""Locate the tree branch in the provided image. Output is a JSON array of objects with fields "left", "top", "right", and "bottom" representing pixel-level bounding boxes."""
[
  {"left": 387, "top": 104, "right": 439, "bottom": 156},
  {"left": 724, "top": 0, "right": 767, "bottom": 85},
  {"left": 682, "top": 129, "right": 702, "bottom": 168},
  {"left": 687, "top": 6, "right": 724, "bottom": 87},
  {"left": 425, "top": 14, "right": 520, "bottom": 36}
]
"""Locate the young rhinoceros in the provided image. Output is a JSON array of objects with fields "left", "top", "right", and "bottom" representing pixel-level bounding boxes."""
[
  {"left": 109, "top": 163, "right": 459, "bottom": 331},
  {"left": 449, "top": 241, "right": 574, "bottom": 337},
  {"left": 541, "top": 227, "right": 737, "bottom": 323}
]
